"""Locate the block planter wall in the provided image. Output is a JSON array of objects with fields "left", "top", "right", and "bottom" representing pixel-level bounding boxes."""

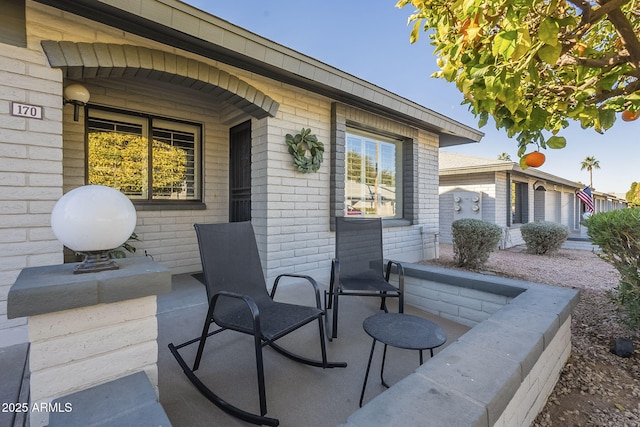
[{"left": 342, "top": 263, "right": 579, "bottom": 427}]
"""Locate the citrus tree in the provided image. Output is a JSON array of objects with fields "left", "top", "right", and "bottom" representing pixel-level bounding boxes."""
[{"left": 397, "top": 0, "right": 640, "bottom": 166}]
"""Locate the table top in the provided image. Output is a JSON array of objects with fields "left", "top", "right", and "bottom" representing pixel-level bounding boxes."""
[{"left": 363, "top": 313, "right": 447, "bottom": 351}]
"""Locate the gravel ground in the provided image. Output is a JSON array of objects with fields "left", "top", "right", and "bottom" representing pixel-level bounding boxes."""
[{"left": 424, "top": 244, "right": 640, "bottom": 426}]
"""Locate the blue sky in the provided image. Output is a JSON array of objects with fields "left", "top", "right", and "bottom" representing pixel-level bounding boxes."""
[{"left": 184, "top": 0, "right": 636, "bottom": 195}]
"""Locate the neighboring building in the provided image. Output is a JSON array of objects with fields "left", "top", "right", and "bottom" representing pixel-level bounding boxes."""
[
  {"left": 0, "top": 1, "right": 483, "bottom": 346},
  {"left": 439, "top": 152, "right": 627, "bottom": 248}
]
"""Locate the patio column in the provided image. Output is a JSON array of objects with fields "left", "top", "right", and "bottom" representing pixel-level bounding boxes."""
[{"left": 7, "top": 257, "right": 171, "bottom": 427}]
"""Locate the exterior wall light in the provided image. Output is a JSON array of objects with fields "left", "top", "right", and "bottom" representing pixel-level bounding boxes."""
[
  {"left": 63, "top": 83, "right": 90, "bottom": 121},
  {"left": 51, "top": 185, "right": 137, "bottom": 274}
]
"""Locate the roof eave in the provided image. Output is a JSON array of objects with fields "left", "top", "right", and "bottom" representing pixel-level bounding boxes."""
[
  {"left": 439, "top": 164, "right": 514, "bottom": 175},
  {"left": 33, "top": 0, "right": 483, "bottom": 145},
  {"left": 441, "top": 162, "right": 586, "bottom": 190}
]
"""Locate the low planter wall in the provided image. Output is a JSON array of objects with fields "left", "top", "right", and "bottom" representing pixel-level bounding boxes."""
[{"left": 341, "top": 263, "right": 580, "bottom": 427}]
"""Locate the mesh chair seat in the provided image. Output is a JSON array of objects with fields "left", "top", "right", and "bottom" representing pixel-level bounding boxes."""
[
  {"left": 339, "top": 276, "right": 400, "bottom": 293},
  {"left": 214, "top": 297, "right": 324, "bottom": 342}
]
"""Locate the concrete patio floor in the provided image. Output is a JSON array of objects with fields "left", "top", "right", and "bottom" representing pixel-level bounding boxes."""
[
  {"left": 0, "top": 236, "right": 592, "bottom": 427},
  {"left": 157, "top": 273, "right": 470, "bottom": 427}
]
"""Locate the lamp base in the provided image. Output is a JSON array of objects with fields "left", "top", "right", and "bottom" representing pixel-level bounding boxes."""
[{"left": 74, "top": 251, "right": 120, "bottom": 274}]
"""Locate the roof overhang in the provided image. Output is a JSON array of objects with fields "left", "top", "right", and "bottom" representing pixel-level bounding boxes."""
[
  {"left": 441, "top": 161, "right": 585, "bottom": 189},
  {"left": 33, "top": 0, "right": 483, "bottom": 147}
]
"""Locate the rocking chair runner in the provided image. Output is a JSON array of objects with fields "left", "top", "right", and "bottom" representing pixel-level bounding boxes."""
[
  {"left": 326, "top": 217, "right": 405, "bottom": 339},
  {"left": 168, "top": 222, "right": 346, "bottom": 427}
]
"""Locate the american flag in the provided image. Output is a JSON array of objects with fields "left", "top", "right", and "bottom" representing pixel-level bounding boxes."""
[{"left": 576, "top": 186, "right": 594, "bottom": 212}]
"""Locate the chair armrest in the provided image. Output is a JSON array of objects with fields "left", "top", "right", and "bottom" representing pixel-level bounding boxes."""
[
  {"left": 385, "top": 260, "right": 405, "bottom": 293},
  {"left": 271, "top": 274, "right": 322, "bottom": 309},
  {"left": 210, "top": 291, "right": 261, "bottom": 333}
]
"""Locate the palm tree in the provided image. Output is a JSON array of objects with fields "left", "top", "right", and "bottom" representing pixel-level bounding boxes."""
[
  {"left": 580, "top": 156, "right": 600, "bottom": 189},
  {"left": 497, "top": 152, "right": 512, "bottom": 161}
]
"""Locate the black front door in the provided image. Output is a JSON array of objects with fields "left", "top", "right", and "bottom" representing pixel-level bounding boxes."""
[{"left": 229, "top": 121, "right": 251, "bottom": 222}]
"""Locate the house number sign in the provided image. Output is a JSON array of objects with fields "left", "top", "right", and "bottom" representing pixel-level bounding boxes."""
[{"left": 11, "top": 102, "right": 43, "bottom": 119}]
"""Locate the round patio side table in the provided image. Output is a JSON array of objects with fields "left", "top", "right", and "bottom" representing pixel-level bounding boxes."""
[{"left": 359, "top": 312, "right": 447, "bottom": 407}]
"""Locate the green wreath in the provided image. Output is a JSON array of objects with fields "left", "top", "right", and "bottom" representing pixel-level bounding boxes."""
[{"left": 285, "top": 128, "right": 324, "bottom": 173}]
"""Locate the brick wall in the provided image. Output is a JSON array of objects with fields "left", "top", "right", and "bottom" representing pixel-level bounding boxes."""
[
  {"left": 257, "top": 99, "right": 442, "bottom": 284},
  {"left": 342, "top": 264, "right": 579, "bottom": 427},
  {"left": 0, "top": 32, "right": 63, "bottom": 346},
  {"left": 404, "top": 274, "right": 510, "bottom": 327},
  {"left": 495, "top": 318, "right": 571, "bottom": 427},
  {"left": 494, "top": 171, "right": 509, "bottom": 228},
  {"left": 439, "top": 173, "right": 497, "bottom": 244},
  {"left": 28, "top": 296, "right": 159, "bottom": 427}
]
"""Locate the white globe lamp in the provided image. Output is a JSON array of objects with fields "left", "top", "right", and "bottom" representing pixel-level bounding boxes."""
[
  {"left": 63, "top": 83, "right": 90, "bottom": 122},
  {"left": 51, "top": 185, "right": 137, "bottom": 274}
]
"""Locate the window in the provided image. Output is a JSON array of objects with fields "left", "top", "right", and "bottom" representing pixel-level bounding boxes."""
[
  {"left": 87, "top": 108, "right": 201, "bottom": 202},
  {"left": 511, "top": 181, "right": 529, "bottom": 224},
  {"left": 345, "top": 131, "right": 402, "bottom": 218}
]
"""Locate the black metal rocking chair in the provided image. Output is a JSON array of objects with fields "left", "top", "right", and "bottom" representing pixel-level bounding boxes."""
[
  {"left": 168, "top": 222, "right": 346, "bottom": 427},
  {"left": 326, "top": 217, "right": 405, "bottom": 339}
]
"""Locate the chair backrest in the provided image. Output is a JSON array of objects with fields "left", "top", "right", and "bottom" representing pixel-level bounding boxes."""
[
  {"left": 335, "top": 217, "right": 384, "bottom": 280},
  {"left": 194, "top": 222, "right": 269, "bottom": 303}
]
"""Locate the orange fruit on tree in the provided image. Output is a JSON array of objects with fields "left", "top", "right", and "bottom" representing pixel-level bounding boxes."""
[
  {"left": 524, "top": 151, "right": 545, "bottom": 168},
  {"left": 621, "top": 110, "right": 640, "bottom": 122}
]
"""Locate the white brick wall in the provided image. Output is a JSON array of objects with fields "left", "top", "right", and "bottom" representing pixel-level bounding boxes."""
[
  {"left": 403, "top": 275, "right": 511, "bottom": 327},
  {"left": 439, "top": 173, "right": 497, "bottom": 243},
  {"left": 494, "top": 171, "right": 509, "bottom": 228},
  {"left": 494, "top": 317, "right": 572, "bottom": 427},
  {"left": 256, "top": 89, "right": 335, "bottom": 281},
  {"left": 27, "top": 296, "right": 159, "bottom": 427},
  {"left": 0, "top": 33, "right": 63, "bottom": 346},
  {"left": 255, "top": 94, "right": 442, "bottom": 283}
]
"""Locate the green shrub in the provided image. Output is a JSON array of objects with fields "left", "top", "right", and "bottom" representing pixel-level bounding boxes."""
[
  {"left": 584, "top": 208, "right": 640, "bottom": 330},
  {"left": 520, "top": 221, "right": 569, "bottom": 255},
  {"left": 452, "top": 218, "right": 502, "bottom": 269}
]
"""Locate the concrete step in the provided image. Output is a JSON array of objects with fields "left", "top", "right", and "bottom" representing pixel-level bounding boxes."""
[{"left": 48, "top": 371, "right": 171, "bottom": 427}]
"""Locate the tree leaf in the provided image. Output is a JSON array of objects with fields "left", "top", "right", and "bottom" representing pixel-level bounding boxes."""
[
  {"left": 537, "top": 44, "right": 562, "bottom": 65},
  {"left": 599, "top": 109, "right": 616, "bottom": 130},
  {"left": 519, "top": 156, "right": 529, "bottom": 169},
  {"left": 504, "top": 88, "right": 520, "bottom": 114},
  {"left": 539, "top": 18, "right": 559, "bottom": 46},
  {"left": 599, "top": 73, "right": 618, "bottom": 91},
  {"left": 530, "top": 107, "right": 548, "bottom": 130},
  {"left": 410, "top": 19, "right": 422, "bottom": 44},
  {"left": 493, "top": 30, "right": 518, "bottom": 59},
  {"left": 512, "top": 26, "right": 532, "bottom": 60},
  {"left": 478, "top": 111, "right": 488, "bottom": 128},
  {"left": 546, "top": 135, "right": 567, "bottom": 149}
]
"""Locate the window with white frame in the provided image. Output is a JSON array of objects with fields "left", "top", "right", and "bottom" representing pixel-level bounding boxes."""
[
  {"left": 87, "top": 108, "right": 201, "bottom": 202},
  {"left": 345, "top": 130, "right": 402, "bottom": 218}
]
